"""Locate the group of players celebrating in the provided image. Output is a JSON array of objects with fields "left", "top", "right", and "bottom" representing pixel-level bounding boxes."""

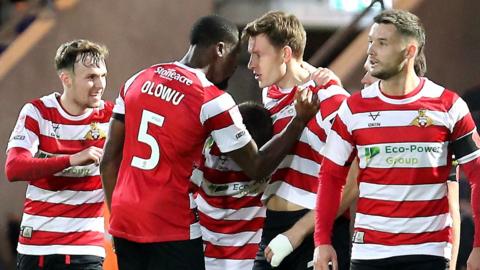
[{"left": 5, "top": 7, "right": 480, "bottom": 270}]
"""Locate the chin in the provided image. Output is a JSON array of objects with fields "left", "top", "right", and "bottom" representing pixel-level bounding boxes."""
[
  {"left": 258, "top": 81, "right": 269, "bottom": 89},
  {"left": 88, "top": 101, "right": 101, "bottom": 108}
]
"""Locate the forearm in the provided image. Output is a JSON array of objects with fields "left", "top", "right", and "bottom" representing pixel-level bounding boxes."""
[
  {"left": 284, "top": 210, "right": 315, "bottom": 249},
  {"left": 230, "top": 117, "right": 306, "bottom": 180},
  {"left": 100, "top": 163, "right": 119, "bottom": 211},
  {"left": 450, "top": 209, "right": 460, "bottom": 269},
  {"left": 447, "top": 182, "right": 460, "bottom": 269},
  {"left": 5, "top": 147, "right": 70, "bottom": 182},
  {"left": 336, "top": 160, "right": 359, "bottom": 217},
  {"left": 315, "top": 158, "right": 349, "bottom": 246},
  {"left": 100, "top": 118, "right": 125, "bottom": 211},
  {"left": 256, "top": 117, "right": 306, "bottom": 177}
]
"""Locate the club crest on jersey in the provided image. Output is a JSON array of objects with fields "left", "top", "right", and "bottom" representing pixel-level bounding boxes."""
[
  {"left": 84, "top": 122, "right": 106, "bottom": 140},
  {"left": 410, "top": 109, "right": 433, "bottom": 127}
]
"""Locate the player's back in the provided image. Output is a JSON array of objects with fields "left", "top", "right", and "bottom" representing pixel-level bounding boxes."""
[{"left": 110, "top": 62, "right": 223, "bottom": 243}]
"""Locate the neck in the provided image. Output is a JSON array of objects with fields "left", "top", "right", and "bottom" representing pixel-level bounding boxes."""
[
  {"left": 276, "top": 58, "right": 310, "bottom": 89},
  {"left": 59, "top": 92, "right": 89, "bottom": 116},
  {"left": 380, "top": 67, "right": 420, "bottom": 96},
  {"left": 179, "top": 45, "right": 209, "bottom": 74}
]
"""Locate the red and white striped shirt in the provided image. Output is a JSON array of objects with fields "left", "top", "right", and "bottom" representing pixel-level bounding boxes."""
[
  {"left": 7, "top": 93, "right": 113, "bottom": 257},
  {"left": 262, "top": 81, "right": 349, "bottom": 209},
  {"left": 321, "top": 78, "right": 480, "bottom": 259},
  {"left": 109, "top": 62, "right": 252, "bottom": 243},
  {"left": 192, "top": 138, "right": 266, "bottom": 270}
]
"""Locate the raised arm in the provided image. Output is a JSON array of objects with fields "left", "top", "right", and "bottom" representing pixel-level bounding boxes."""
[{"left": 228, "top": 88, "right": 319, "bottom": 179}]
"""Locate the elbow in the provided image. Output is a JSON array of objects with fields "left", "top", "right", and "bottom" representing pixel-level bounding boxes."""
[{"left": 5, "top": 160, "right": 20, "bottom": 182}]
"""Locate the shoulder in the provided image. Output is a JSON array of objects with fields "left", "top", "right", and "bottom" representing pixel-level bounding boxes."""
[
  {"left": 102, "top": 100, "right": 115, "bottom": 111},
  {"left": 25, "top": 92, "right": 60, "bottom": 116},
  {"left": 315, "top": 84, "right": 350, "bottom": 102},
  {"left": 422, "top": 78, "right": 461, "bottom": 110}
]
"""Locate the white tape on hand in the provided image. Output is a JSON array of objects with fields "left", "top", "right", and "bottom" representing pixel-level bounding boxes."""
[{"left": 268, "top": 234, "right": 294, "bottom": 267}]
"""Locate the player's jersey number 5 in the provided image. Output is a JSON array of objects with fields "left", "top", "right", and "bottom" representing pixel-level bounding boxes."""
[{"left": 131, "top": 110, "right": 165, "bottom": 170}]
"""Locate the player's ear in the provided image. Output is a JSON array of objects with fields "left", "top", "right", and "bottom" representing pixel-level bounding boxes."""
[
  {"left": 281, "top": 46, "right": 293, "bottom": 63},
  {"left": 59, "top": 70, "right": 72, "bottom": 88},
  {"left": 405, "top": 43, "right": 417, "bottom": 60},
  {"left": 216, "top": 42, "right": 225, "bottom": 57}
]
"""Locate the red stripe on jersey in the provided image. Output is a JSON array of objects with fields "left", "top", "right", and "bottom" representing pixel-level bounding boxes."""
[
  {"left": 202, "top": 167, "right": 249, "bottom": 184},
  {"left": 199, "top": 212, "right": 264, "bottom": 234},
  {"left": 38, "top": 134, "right": 105, "bottom": 154},
  {"left": 272, "top": 117, "right": 291, "bottom": 136},
  {"left": 360, "top": 166, "right": 451, "bottom": 185},
  {"left": 355, "top": 227, "right": 450, "bottom": 246},
  {"left": 357, "top": 197, "right": 449, "bottom": 218},
  {"left": 268, "top": 87, "right": 297, "bottom": 115},
  {"left": 306, "top": 120, "right": 327, "bottom": 149},
  {"left": 31, "top": 176, "right": 102, "bottom": 191},
  {"left": 293, "top": 141, "right": 322, "bottom": 162},
  {"left": 204, "top": 86, "right": 227, "bottom": 103},
  {"left": 451, "top": 114, "right": 477, "bottom": 142},
  {"left": 30, "top": 99, "right": 113, "bottom": 125},
  {"left": 331, "top": 115, "right": 354, "bottom": 145},
  {"left": 319, "top": 92, "right": 348, "bottom": 120},
  {"left": 439, "top": 89, "right": 458, "bottom": 111},
  {"left": 204, "top": 109, "right": 236, "bottom": 136},
  {"left": 197, "top": 191, "right": 263, "bottom": 210},
  {"left": 271, "top": 168, "right": 318, "bottom": 193},
  {"left": 25, "top": 115, "right": 40, "bottom": 135},
  {"left": 24, "top": 199, "right": 103, "bottom": 218},
  {"left": 204, "top": 242, "right": 259, "bottom": 260},
  {"left": 353, "top": 125, "right": 450, "bottom": 145},
  {"left": 19, "top": 230, "right": 104, "bottom": 246}
]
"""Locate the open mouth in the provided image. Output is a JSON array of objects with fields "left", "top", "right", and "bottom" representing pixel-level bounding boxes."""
[{"left": 253, "top": 72, "right": 261, "bottom": 80}]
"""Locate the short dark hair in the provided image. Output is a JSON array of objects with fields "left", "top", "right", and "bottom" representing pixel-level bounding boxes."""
[
  {"left": 374, "top": 9, "right": 426, "bottom": 70},
  {"left": 54, "top": 39, "right": 108, "bottom": 72},
  {"left": 414, "top": 50, "right": 427, "bottom": 76},
  {"left": 190, "top": 15, "right": 239, "bottom": 47},
  {"left": 238, "top": 102, "right": 273, "bottom": 148},
  {"left": 243, "top": 11, "right": 306, "bottom": 59}
]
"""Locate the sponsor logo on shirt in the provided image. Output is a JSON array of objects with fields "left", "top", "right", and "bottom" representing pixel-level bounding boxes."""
[
  {"left": 385, "top": 156, "right": 418, "bottom": 165},
  {"left": 13, "top": 135, "right": 25, "bottom": 140},
  {"left": 410, "top": 109, "right": 433, "bottom": 127},
  {"left": 368, "top": 112, "right": 380, "bottom": 121},
  {"left": 365, "top": 146, "right": 380, "bottom": 163},
  {"left": 235, "top": 130, "right": 246, "bottom": 140},
  {"left": 84, "top": 122, "right": 106, "bottom": 140},
  {"left": 206, "top": 178, "right": 268, "bottom": 196},
  {"left": 385, "top": 145, "right": 441, "bottom": 153},
  {"left": 208, "top": 183, "right": 229, "bottom": 193},
  {"left": 352, "top": 231, "right": 365, "bottom": 244},
  {"left": 60, "top": 166, "right": 92, "bottom": 177},
  {"left": 367, "top": 112, "right": 381, "bottom": 127},
  {"left": 50, "top": 123, "right": 61, "bottom": 138},
  {"left": 20, "top": 226, "right": 33, "bottom": 238},
  {"left": 155, "top": 67, "right": 193, "bottom": 86},
  {"left": 362, "top": 143, "right": 445, "bottom": 168}
]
